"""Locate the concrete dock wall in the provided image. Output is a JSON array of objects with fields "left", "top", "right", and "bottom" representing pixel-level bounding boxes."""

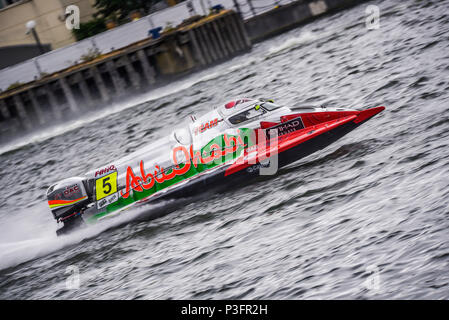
[
  {"left": 0, "top": 0, "right": 369, "bottom": 144},
  {"left": 0, "top": 10, "right": 250, "bottom": 143}
]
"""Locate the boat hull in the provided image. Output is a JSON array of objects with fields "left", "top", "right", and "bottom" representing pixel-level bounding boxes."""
[
  {"left": 142, "top": 107, "right": 384, "bottom": 203},
  {"left": 55, "top": 106, "right": 384, "bottom": 235}
]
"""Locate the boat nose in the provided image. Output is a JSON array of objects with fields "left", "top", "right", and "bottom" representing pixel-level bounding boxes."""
[{"left": 354, "top": 106, "right": 385, "bottom": 124}]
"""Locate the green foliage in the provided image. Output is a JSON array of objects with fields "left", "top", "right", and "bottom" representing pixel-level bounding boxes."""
[
  {"left": 6, "top": 82, "right": 23, "bottom": 91},
  {"left": 72, "top": 18, "right": 107, "bottom": 41},
  {"left": 80, "top": 47, "right": 102, "bottom": 62},
  {"left": 163, "top": 22, "right": 175, "bottom": 33},
  {"left": 72, "top": 0, "right": 163, "bottom": 41},
  {"left": 93, "top": 0, "right": 155, "bottom": 24}
]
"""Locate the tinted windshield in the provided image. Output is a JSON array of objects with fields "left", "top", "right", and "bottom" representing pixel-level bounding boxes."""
[
  {"left": 261, "top": 102, "right": 281, "bottom": 111},
  {"left": 228, "top": 106, "right": 266, "bottom": 125}
]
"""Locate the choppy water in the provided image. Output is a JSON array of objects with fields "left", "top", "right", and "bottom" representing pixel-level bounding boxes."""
[{"left": 1, "top": 0, "right": 449, "bottom": 299}]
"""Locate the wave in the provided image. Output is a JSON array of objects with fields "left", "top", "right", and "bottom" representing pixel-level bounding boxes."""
[
  {"left": 0, "top": 201, "right": 170, "bottom": 271},
  {"left": 266, "top": 30, "right": 319, "bottom": 57}
]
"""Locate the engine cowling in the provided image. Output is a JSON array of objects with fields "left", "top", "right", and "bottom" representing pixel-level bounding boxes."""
[{"left": 46, "top": 177, "right": 90, "bottom": 221}]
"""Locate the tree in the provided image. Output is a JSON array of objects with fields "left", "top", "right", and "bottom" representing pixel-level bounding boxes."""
[
  {"left": 72, "top": 0, "right": 167, "bottom": 41},
  {"left": 72, "top": 19, "right": 107, "bottom": 41},
  {"left": 93, "top": 0, "right": 157, "bottom": 24}
]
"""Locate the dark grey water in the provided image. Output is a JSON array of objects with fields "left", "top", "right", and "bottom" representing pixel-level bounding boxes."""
[{"left": 1, "top": 0, "right": 449, "bottom": 299}]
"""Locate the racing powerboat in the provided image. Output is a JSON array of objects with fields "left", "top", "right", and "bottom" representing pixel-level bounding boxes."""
[{"left": 47, "top": 98, "right": 384, "bottom": 235}]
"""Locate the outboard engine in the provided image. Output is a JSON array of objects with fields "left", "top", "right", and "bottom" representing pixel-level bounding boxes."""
[{"left": 46, "top": 177, "right": 91, "bottom": 236}]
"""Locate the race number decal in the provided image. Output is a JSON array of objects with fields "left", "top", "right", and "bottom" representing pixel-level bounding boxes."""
[{"left": 95, "top": 171, "right": 118, "bottom": 209}]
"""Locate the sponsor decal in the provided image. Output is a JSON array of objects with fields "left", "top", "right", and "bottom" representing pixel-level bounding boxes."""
[
  {"left": 97, "top": 192, "right": 119, "bottom": 209},
  {"left": 194, "top": 118, "right": 220, "bottom": 135},
  {"left": 63, "top": 184, "right": 80, "bottom": 196},
  {"left": 267, "top": 117, "right": 305, "bottom": 138},
  {"left": 246, "top": 161, "right": 271, "bottom": 173},
  {"left": 120, "top": 133, "right": 246, "bottom": 199},
  {"left": 95, "top": 165, "right": 117, "bottom": 177}
]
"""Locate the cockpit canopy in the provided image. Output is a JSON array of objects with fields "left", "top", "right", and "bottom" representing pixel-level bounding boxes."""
[
  {"left": 171, "top": 98, "right": 286, "bottom": 149},
  {"left": 218, "top": 98, "right": 282, "bottom": 125}
]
